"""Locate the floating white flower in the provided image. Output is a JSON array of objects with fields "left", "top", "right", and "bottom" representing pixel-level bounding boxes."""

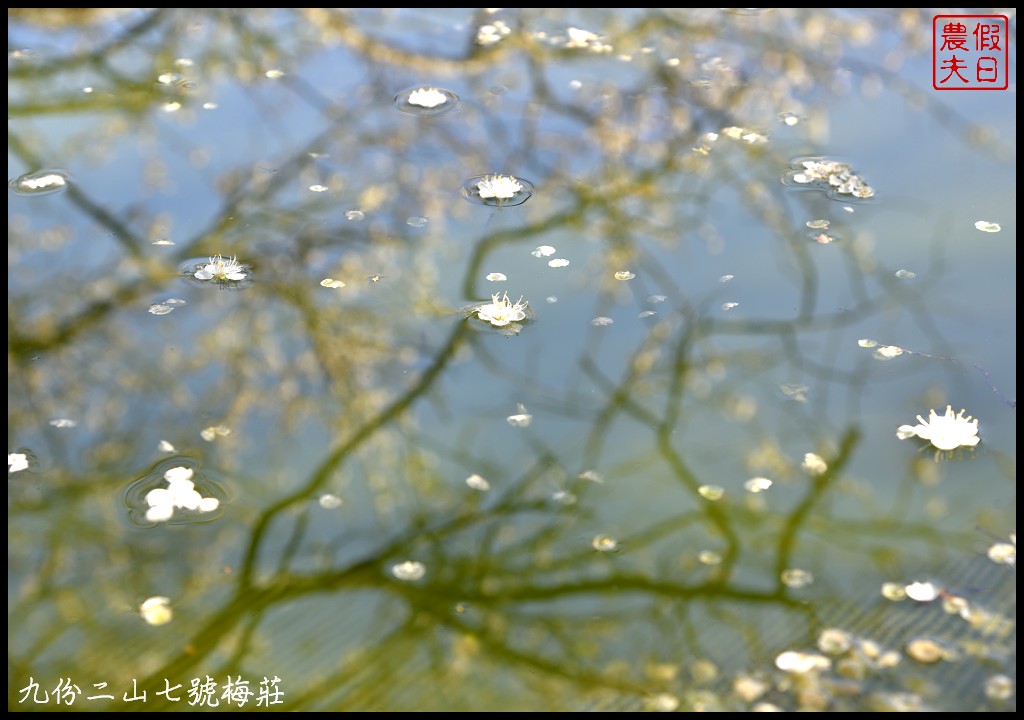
[
  {"left": 897, "top": 405, "right": 980, "bottom": 456},
  {"left": 465, "top": 473, "right": 491, "bottom": 491},
  {"left": 591, "top": 534, "right": 619, "bottom": 552},
  {"left": 476, "top": 20, "right": 510, "bottom": 46},
  {"left": 987, "top": 539, "right": 1015, "bottom": 566},
  {"left": 475, "top": 291, "right": 528, "bottom": 327},
  {"left": 18, "top": 172, "right": 67, "bottom": 191},
  {"left": 552, "top": 489, "right": 577, "bottom": 505},
  {"left": 140, "top": 596, "right": 173, "bottom": 626},
  {"left": 506, "top": 403, "right": 533, "bottom": 427},
  {"left": 477, "top": 174, "right": 522, "bottom": 200},
  {"left": 698, "top": 484, "right": 724, "bottom": 500},
  {"left": 744, "top": 477, "right": 773, "bottom": 493},
  {"left": 144, "top": 466, "right": 220, "bottom": 523},
  {"left": 318, "top": 493, "right": 343, "bottom": 509},
  {"left": 775, "top": 650, "right": 831, "bottom": 674},
  {"left": 642, "top": 694, "right": 680, "bottom": 713},
  {"left": 8, "top": 453, "right": 29, "bottom": 474},
  {"left": 391, "top": 560, "right": 426, "bottom": 581},
  {"left": 194, "top": 255, "right": 248, "bottom": 282},
  {"left": 873, "top": 345, "right": 904, "bottom": 360},
  {"left": 985, "top": 674, "right": 1014, "bottom": 700},
  {"left": 781, "top": 568, "right": 814, "bottom": 588},
  {"left": 395, "top": 87, "right": 461, "bottom": 116},
  {"left": 407, "top": 87, "right": 448, "bottom": 109},
  {"left": 200, "top": 425, "right": 231, "bottom": 441},
  {"left": 904, "top": 580, "right": 940, "bottom": 602},
  {"left": 802, "top": 452, "right": 828, "bottom": 476}
]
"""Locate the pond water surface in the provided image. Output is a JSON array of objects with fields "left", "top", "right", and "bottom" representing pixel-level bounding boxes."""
[{"left": 8, "top": 8, "right": 1016, "bottom": 712}]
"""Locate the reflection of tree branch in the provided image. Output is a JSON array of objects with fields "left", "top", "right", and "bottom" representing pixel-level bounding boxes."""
[
  {"left": 771, "top": 426, "right": 859, "bottom": 587},
  {"left": 8, "top": 9, "right": 169, "bottom": 84},
  {"left": 8, "top": 131, "right": 141, "bottom": 258},
  {"left": 238, "top": 319, "right": 471, "bottom": 585}
]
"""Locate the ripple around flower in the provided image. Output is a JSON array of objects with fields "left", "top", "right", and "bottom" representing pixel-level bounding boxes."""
[
  {"left": 124, "top": 459, "right": 227, "bottom": 526},
  {"left": 9, "top": 168, "right": 71, "bottom": 196},
  {"left": 780, "top": 155, "right": 876, "bottom": 202},
  {"left": 393, "top": 86, "right": 462, "bottom": 116},
  {"left": 461, "top": 174, "right": 534, "bottom": 207}
]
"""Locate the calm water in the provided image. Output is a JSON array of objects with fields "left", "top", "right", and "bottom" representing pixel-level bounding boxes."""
[{"left": 8, "top": 8, "right": 1016, "bottom": 712}]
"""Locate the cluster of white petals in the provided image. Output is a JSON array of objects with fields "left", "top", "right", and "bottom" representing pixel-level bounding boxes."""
[
  {"left": 145, "top": 466, "right": 220, "bottom": 523},
  {"left": 897, "top": 405, "right": 980, "bottom": 453},
  {"left": 792, "top": 159, "right": 875, "bottom": 198},
  {"left": 9, "top": 453, "right": 29, "bottom": 473},
  {"left": 194, "top": 255, "right": 247, "bottom": 282},
  {"left": 391, "top": 560, "right": 426, "bottom": 581},
  {"left": 476, "top": 174, "right": 522, "bottom": 200},
  {"left": 406, "top": 87, "right": 448, "bottom": 109},
  {"left": 20, "top": 173, "right": 68, "bottom": 191},
  {"left": 139, "top": 596, "right": 173, "bottom": 626},
  {"left": 476, "top": 292, "right": 528, "bottom": 327}
]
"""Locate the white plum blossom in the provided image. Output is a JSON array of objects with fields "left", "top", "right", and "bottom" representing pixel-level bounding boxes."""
[
  {"left": 506, "top": 403, "right": 533, "bottom": 427},
  {"left": 476, "top": 20, "right": 510, "bottom": 46},
  {"left": 475, "top": 292, "right": 528, "bottom": 327},
  {"left": 20, "top": 173, "right": 67, "bottom": 191},
  {"left": 897, "top": 405, "right": 980, "bottom": 457},
  {"left": 140, "top": 596, "right": 173, "bottom": 626},
  {"left": 874, "top": 345, "right": 904, "bottom": 360},
  {"left": 476, "top": 174, "right": 522, "bottom": 200},
  {"left": 391, "top": 560, "right": 426, "bottom": 581},
  {"left": 775, "top": 650, "right": 831, "bottom": 674},
  {"left": 987, "top": 540, "right": 1015, "bottom": 566},
  {"left": 144, "top": 466, "right": 220, "bottom": 523},
  {"left": 904, "top": 580, "right": 941, "bottom": 602},
  {"left": 802, "top": 452, "right": 828, "bottom": 476},
  {"left": 591, "top": 534, "right": 619, "bottom": 552},
  {"left": 465, "top": 474, "right": 490, "bottom": 491},
  {"left": 406, "top": 87, "right": 448, "bottom": 109},
  {"left": 566, "top": 27, "right": 600, "bottom": 48},
  {"left": 194, "top": 255, "right": 248, "bottom": 282},
  {"left": 9, "top": 453, "right": 29, "bottom": 474}
]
